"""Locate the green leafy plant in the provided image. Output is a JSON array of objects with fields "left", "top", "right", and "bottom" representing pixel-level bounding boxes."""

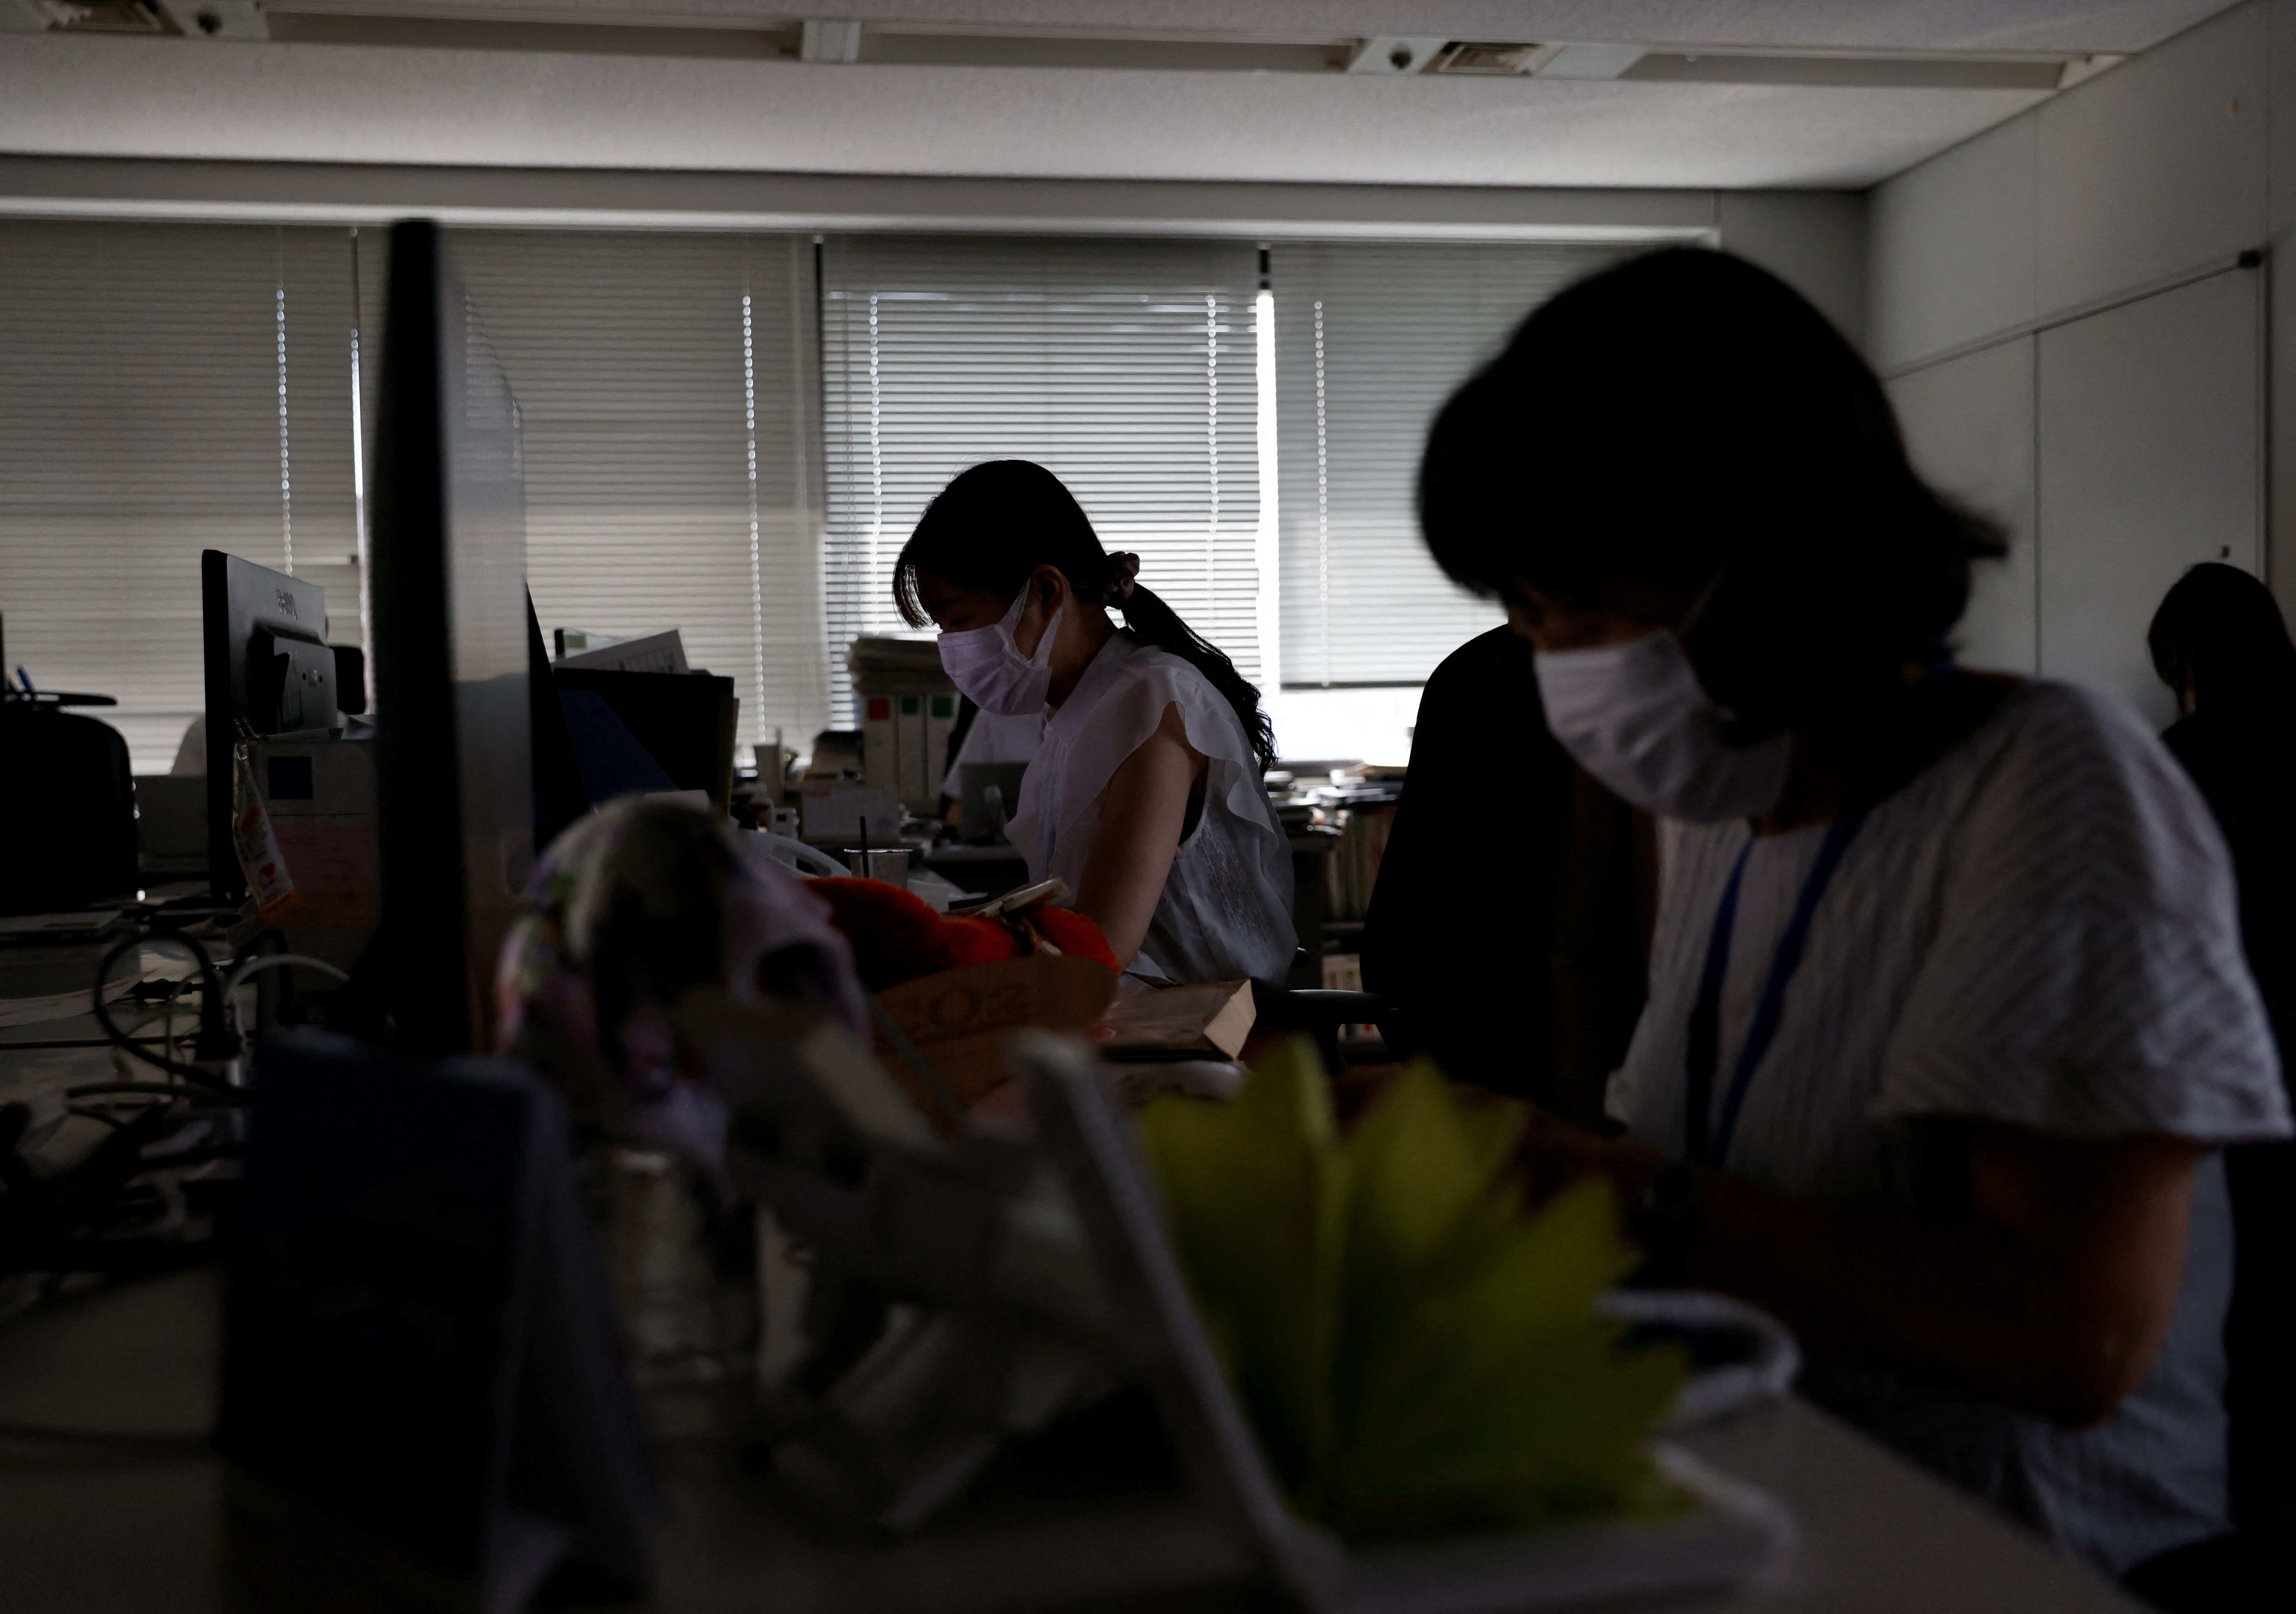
[{"left": 1136, "top": 1039, "right": 1685, "bottom": 1539}]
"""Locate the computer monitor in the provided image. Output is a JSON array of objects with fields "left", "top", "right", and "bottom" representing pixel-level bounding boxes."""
[
  {"left": 368, "top": 219, "right": 533, "bottom": 1057},
  {"left": 200, "top": 551, "right": 337, "bottom": 901},
  {"left": 549, "top": 666, "right": 738, "bottom": 815}
]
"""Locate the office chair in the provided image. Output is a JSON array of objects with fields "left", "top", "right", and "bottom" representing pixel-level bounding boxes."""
[{"left": 1251, "top": 970, "right": 1405, "bottom": 1076}]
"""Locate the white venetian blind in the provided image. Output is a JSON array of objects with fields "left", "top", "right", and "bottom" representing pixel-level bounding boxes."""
[
  {"left": 1272, "top": 240, "right": 1638, "bottom": 688},
  {"left": 425, "top": 229, "right": 828, "bottom": 750},
  {"left": 819, "top": 235, "right": 1262, "bottom": 724},
  {"left": 0, "top": 220, "right": 361, "bottom": 772}
]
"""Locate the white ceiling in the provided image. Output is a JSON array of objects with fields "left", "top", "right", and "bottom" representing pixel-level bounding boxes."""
[
  {"left": 0, "top": 1, "right": 2253, "bottom": 190},
  {"left": 180, "top": 1, "right": 2249, "bottom": 54}
]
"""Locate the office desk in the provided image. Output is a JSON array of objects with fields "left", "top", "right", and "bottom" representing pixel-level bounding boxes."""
[
  {"left": 0, "top": 930, "right": 244, "bottom": 1142},
  {"left": 0, "top": 1262, "right": 2140, "bottom": 1614}
]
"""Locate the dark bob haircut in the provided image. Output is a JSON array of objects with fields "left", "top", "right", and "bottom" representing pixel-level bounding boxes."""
[
  {"left": 2148, "top": 562, "right": 2296, "bottom": 715},
  {"left": 1419, "top": 247, "right": 2003, "bottom": 735}
]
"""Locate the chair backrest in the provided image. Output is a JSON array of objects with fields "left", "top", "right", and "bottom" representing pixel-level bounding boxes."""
[
  {"left": 0, "top": 703, "right": 138, "bottom": 914},
  {"left": 1250, "top": 982, "right": 1404, "bottom": 1074}
]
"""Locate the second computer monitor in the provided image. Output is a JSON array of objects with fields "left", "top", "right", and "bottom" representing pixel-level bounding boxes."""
[{"left": 200, "top": 550, "right": 337, "bottom": 899}]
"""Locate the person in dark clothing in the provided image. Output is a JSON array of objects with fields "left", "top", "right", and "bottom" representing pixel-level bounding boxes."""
[
  {"left": 1359, "top": 625, "right": 1652, "bottom": 1126},
  {"left": 2149, "top": 563, "right": 2296, "bottom": 1553}
]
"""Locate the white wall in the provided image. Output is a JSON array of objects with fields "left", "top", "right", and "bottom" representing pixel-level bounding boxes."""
[
  {"left": 1869, "top": 0, "right": 2287, "bottom": 725},
  {"left": 1718, "top": 190, "right": 1870, "bottom": 349}
]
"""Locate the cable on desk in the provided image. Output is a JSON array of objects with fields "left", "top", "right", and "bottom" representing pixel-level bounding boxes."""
[
  {"left": 231, "top": 924, "right": 289, "bottom": 1027},
  {"left": 64, "top": 1081, "right": 246, "bottom": 1107},
  {"left": 1, "top": 1096, "right": 242, "bottom": 1281},
  {"left": 4, "top": 940, "right": 256, "bottom": 1294},
  {"left": 110, "top": 979, "right": 194, "bottom": 1071},
  {"left": 223, "top": 951, "right": 348, "bottom": 999},
  {"left": 87, "top": 931, "right": 237, "bottom": 1092}
]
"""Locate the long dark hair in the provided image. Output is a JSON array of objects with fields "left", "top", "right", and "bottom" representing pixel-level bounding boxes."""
[
  {"left": 893, "top": 459, "right": 1276, "bottom": 770},
  {"left": 2149, "top": 563, "right": 2296, "bottom": 716},
  {"left": 1418, "top": 247, "right": 2004, "bottom": 738}
]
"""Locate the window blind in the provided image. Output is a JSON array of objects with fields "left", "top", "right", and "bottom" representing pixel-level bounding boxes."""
[
  {"left": 819, "top": 235, "right": 1262, "bottom": 725},
  {"left": 0, "top": 221, "right": 361, "bottom": 773},
  {"left": 426, "top": 229, "right": 827, "bottom": 753},
  {"left": 1271, "top": 241, "right": 1639, "bottom": 688}
]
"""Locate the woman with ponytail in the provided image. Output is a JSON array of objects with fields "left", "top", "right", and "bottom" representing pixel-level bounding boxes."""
[{"left": 895, "top": 459, "right": 1295, "bottom": 988}]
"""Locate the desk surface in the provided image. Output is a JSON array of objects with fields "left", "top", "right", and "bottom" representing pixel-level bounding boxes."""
[{"left": 0, "top": 1263, "right": 2139, "bottom": 1614}]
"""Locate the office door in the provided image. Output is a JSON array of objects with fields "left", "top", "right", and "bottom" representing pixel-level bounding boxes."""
[{"left": 2036, "top": 267, "right": 2262, "bottom": 727}]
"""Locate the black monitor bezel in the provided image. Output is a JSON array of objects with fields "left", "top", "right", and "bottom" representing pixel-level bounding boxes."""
[{"left": 369, "top": 220, "right": 533, "bottom": 1056}]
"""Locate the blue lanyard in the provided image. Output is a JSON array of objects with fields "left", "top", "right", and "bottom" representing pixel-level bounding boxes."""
[{"left": 1684, "top": 808, "right": 1869, "bottom": 1169}]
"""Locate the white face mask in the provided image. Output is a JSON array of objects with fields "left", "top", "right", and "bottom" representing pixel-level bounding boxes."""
[
  {"left": 1533, "top": 629, "right": 1791, "bottom": 822},
  {"left": 936, "top": 581, "right": 1065, "bottom": 717}
]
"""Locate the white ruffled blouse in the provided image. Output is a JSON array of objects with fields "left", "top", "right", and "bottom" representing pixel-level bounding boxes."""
[{"left": 1004, "top": 632, "right": 1295, "bottom": 987}]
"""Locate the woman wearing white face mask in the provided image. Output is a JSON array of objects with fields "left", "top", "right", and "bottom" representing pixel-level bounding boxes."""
[
  {"left": 894, "top": 460, "right": 1295, "bottom": 988},
  {"left": 1420, "top": 249, "right": 2292, "bottom": 1592}
]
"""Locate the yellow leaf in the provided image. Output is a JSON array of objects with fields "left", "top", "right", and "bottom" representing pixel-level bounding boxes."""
[{"left": 1140, "top": 1045, "right": 1685, "bottom": 1539}]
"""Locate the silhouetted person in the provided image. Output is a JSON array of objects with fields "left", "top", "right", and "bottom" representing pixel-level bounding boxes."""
[
  {"left": 1422, "top": 246, "right": 2291, "bottom": 1590},
  {"left": 2151, "top": 563, "right": 2296, "bottom": 1551},
  {"left": 1360, "top": 626, "right": 1650, "bottom": 1125}
]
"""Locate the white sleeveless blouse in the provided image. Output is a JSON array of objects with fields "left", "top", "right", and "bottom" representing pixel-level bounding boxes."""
[{"left": 1004, "top": 632, "right": 1296, "bottom": 987}]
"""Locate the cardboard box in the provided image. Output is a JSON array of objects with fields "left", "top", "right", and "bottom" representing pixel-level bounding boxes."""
[{"left": 874, "top": 954, "right": 1118, "bottom": 1110}]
